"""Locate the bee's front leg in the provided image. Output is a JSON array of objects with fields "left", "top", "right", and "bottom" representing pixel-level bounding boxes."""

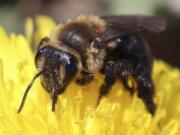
[{"left": 76, "top": 71, "right": 94, "bottom": 85}]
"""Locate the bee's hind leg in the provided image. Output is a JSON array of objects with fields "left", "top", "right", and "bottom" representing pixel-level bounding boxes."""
[
  {"left": 97, "top": 61, "right": 117, "bottom": 105},
  {"left": 97, "top": 60, "right": 136, "bottom": 105},
  {"left": 134, "top": 63, "right": 156, "bottom": 115},
  {"left": 110, "top": 59, "right": 156, "bottom": 115},
  {"left": 87, "top": 59, "right": 156, "bottom": 115}
]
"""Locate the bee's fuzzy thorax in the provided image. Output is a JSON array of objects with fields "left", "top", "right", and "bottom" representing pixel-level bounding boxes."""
[
  {"left": 74, "top": 15, "right": 106, "bottom": 32},
  {"left": 48, "top": 15, "right": 107, "bottom": 73},
  {"left": 49, "top": 15, "right": 106, "bottom": 41}
]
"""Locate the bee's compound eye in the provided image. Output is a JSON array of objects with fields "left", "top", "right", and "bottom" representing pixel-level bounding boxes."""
[
  {"left": 64, "top": 55, "right": 78, "bottom": 82},
  {"left": 35, "top": 45, "right": 55, "bottom": 60},
  {"left": 35, "top": 47, "right": 47, "bottom": 61},
  {"left": 67, "top": 58, "right": 77, "bottom": 74},
  {"left": 35, "top": 46, "right": 54, "bottom": 68}
]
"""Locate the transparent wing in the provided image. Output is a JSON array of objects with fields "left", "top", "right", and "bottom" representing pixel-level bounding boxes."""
[
  {"left": 99, "top": 15, "right": 166, "bottom": 42},
  {"left": 101, "top": 15, "right": 166, "bottom": 33}
]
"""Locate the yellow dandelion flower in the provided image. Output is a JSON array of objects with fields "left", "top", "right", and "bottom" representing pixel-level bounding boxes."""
[{"left": 0, "top": 16, "right": 180, "bottom": 135}]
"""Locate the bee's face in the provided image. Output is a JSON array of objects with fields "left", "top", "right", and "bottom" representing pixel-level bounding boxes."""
[{"left": 35, "top": 46, "right": 78, "bottom": 94}]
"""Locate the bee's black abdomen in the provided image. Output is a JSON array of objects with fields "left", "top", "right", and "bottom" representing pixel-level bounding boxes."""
[
  {"left": 106, "top": 35, "right": 153, "bottom": 72},
  {"left": 120, "top": 35, "right": 153, "bottom": 71},
  {"left": 102, "top": 34, "right": 156, "bottom": 115}
]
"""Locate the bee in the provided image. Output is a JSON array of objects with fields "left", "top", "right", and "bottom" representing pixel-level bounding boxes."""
[{"left": 17, "top": 15, "right": 166, "bottom": 115}]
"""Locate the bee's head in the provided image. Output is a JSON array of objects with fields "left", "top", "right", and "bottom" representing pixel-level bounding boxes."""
[
  {"left": 17, "top": 45, "right": 78, "bottom": 113},
  {"left": 35, "top": 46, "right": 78, "bottom": 94}
]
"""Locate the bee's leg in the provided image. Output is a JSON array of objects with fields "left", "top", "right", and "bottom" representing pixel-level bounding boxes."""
[
  {"left": 116, "top": 59, "right": 136, "bottom": 95},
  {"left": 116, "top": 59, "right": 156, "bottom": 115},
  {"left": 97, "top": 61, "right": 117, "bottom": 105},
  {"left": 76, "top": 71, "right": 94, "bottom": 85},
  {"left": 52, "top": 88, "right": 58, "bottom": 112},
  {"left": 134, "top": 63, "right": 156, "bottom": 115}
]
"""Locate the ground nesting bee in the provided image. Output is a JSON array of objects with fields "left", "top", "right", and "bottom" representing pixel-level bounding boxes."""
[{"left": 17, "top": 15, "right": 166, "bottom": 115}]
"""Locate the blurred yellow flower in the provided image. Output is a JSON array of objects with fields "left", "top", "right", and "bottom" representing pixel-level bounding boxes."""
[{"left": 0, "top": 16, "right": 180, "bottom": 135}]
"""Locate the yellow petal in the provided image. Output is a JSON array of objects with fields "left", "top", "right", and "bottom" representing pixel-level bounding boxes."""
[
  {"left": 25, "top": 18, "right": 34, "bottom": 45},
  {"left": 34, "top": 16, "right": 57, "bottom": 45}
]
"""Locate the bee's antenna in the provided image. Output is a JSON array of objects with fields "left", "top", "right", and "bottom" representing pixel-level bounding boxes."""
[
  {"left": 17, "top": 69, "right": 46, "bottom": 113},
  {"left": 52, "top": 88, "right": 57, "bottom": 112}
]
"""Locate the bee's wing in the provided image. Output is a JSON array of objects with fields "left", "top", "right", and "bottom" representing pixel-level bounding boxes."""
[
  {"left": 99, "top": 15, "right": 166, "bottom": 42},
  {"left": 101, "top": 15, "right": 166, "bottom": 32}
]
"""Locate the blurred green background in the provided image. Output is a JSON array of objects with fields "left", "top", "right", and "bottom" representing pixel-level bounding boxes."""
[{"left": 0, "top": 0, "right": 180, "bottom": 67}]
